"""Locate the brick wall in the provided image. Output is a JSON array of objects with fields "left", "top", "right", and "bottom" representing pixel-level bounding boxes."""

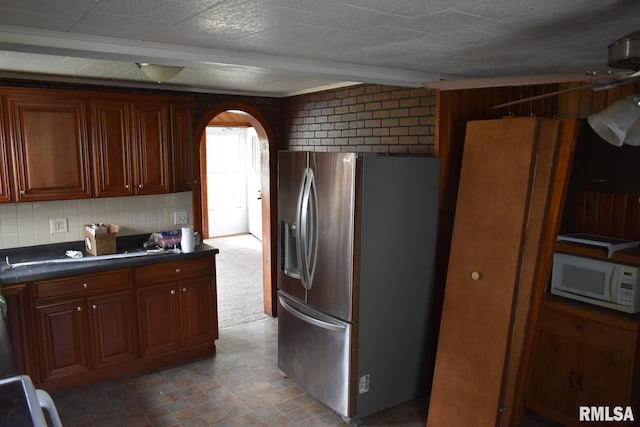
[{"left": 282, "top": 84, "right": 436, "bottom": 154}]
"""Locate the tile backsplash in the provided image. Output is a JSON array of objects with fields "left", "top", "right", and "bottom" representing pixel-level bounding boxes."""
[{"left": 0, "top": 192, "right": 193, "bottom": 249}]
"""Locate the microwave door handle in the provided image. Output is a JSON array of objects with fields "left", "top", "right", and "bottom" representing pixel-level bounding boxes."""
[{"left": 609, "top": 266, "right": 619, "bottom": 303}]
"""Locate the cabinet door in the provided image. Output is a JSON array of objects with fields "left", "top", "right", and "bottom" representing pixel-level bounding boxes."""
[
  {"left": 577, "top": 343, "right": 632, "bottom": 409},
  {"left": 3, "top": 284, "right": 34, "bottom": 378},
  {"left": 527, "top": 331, "right": 579, "bottom": 423},
  {"left": 137, "top": 282, "right": 181, "bottom": 357},
  {"left": 7, "top": 95, "right": 91, "bottom": 201},
  {"left": 131, "top": 101, "right": 171, "bottom": 194},
  {"left": 34, "top": 299, "right": 89, "bottom": 382},
  {"left": 171, "top": 103, "right": 193, "bottom": 192},
  {"left": 91, "top": 100, "right": 134, "bottom": 197},
  {"left": 0, "top": 100, "right": 12, "bottom": 202},
  {"left": 88, "top": 291, "right": 138, "bottom": 368},
  {"left": 181, "top": 277, "right": 216, "bottom": 346}
]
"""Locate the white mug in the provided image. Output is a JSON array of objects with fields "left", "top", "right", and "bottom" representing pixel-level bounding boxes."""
[{"left": 181, "top": 227, "right": 195, "bottom": 253}]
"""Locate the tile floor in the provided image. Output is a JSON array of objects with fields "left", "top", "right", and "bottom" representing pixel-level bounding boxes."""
[
  {"left": 51, "top": 318, "right": 429, "bottom": 427},
  {"left": 51, "top": 317, "right": 555, "bottom": 427}
]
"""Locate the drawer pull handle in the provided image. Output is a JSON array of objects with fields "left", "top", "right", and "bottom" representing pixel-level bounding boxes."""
[
  {"left": 170, "top": 289, "right": 176, "bottom": 295},
  {"left": 92, "top": 304, "right": 97, "bottom": 310},
  {"left": 175, "top": 268, "right": 181, "bottom": 274},
  {"left": 76, "top": 306, "right": 82, "bottom": 312},
  {"left": 471, "top": 271, "right": 481, "bottom": 281},
  {"left": 83, "top": 283, "right": 88, "bottom": 289}
]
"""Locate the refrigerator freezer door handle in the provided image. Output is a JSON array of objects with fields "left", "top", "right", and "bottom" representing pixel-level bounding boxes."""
[{"left": 279, "top": 295, "right": 346, "bottom": 333}]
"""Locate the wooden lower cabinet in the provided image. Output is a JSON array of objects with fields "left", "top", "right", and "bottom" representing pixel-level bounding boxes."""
[
  {"left": 527, "top": 297, "right": 639, "bottom": 426},
  {"left": 136, "top": 257, "right": 217, "bottom": 358},
  {"left": 32, "top": 269, "right": 136, "bottom": 384},
  {"left": 21, "top": 254, "right": 217, "bottom": 392}
]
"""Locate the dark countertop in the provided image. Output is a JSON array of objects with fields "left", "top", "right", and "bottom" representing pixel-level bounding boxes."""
[{"left": 0, "top": 234, "right": 219, "bottom": 285}]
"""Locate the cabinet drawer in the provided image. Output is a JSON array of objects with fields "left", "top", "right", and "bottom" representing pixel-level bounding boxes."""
[
  {"left": 33, "top": 269, "right": 132, "bottom": 301},
  {"left": 135, "top": 256, "right": 214, "bottom": 286},
  {"left": 540, "top": 307, "right": 635, "bottom": 354}
]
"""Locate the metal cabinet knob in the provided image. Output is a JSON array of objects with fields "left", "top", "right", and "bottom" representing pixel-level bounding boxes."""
[
  {"left": 76, "top": 306, "right": 82, "bottom": 311},
  {"left": 83, "top": 283, "right": 88, "bottom": 289},
  {"left": 138, "top": 184, "right": 144, "bottom": 189},
  {"left": 471, "top": 271, "right": 481, "bottom": 281},
  {"left": 175, "top": 268, "right": 181, "bottom": 274},
  {"left": 92, "top": 304, "right": 97, "bottom": 310},
  {"left": 19, "top": 190, "right": 25, "bottom": 195},
  {"left": 125, "top": 184, "right": 130, "bottom": 189},
  {"left": 170, "top": 289, "right": 176, "bottom": 295},
  {"left": 182, "top": 287, "right": 187, "bottom": 293},
  {"left": 576, "top": 324, "right": 583, "bottom": 332}
]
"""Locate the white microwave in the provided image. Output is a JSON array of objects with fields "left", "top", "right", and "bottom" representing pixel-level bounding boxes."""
[{"left": 550, "top": 252, "right": 640, "bottom": 314}]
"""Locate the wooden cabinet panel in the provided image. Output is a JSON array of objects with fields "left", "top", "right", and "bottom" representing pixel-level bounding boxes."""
[
  {"left": 88, "top": 290, "right": 137, "bottom": 368},
  {"left": 136, "top": 256, "right": 217, "bottom": 357},
  {"left": 33, "top": 268, "right": 131, "bottom": 301},
  {"left": 137, "top": 282, "right": 181, "bottom": 357},
  {"left": 135, "top": 256, "right": 215, "bottom": 286},
  {"left": 3, "top": 284, "right": 34, "bottom": 378},
  {"left": 0, "top": 100, "right": 12, "bottom": 203},
  {"left": 35, "top": 299, "right": 89, "bottom": 382},
  {"left": 427, "top": 118, "right": 540, "bottom": 427},
  {"left": 91, "top": 100, "right": 133, "bottom": 197},
  {"left": 171, "top": 103, "right": 193, "bottom": 192},
  {"left": 181, "top": 277, "right": 216, "bottom": 346},
  {"left": 527, "top": 330, "right": 580, "bottom": 420},
  {"left": 132, "top": 101, "right": 171, "bottom": 195},
  {"left": 527, "top": 299, "right": 639, "bottom": 426},
  {"left": 577, "top": 344, "right": 632, "bottom": 408},
  {"left": 7, "top": 94, "right": 91, "bottom": 201}
]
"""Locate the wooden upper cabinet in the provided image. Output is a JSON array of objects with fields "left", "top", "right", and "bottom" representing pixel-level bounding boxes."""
[
  {"left": 131, "top": 101, "right": 171, "bottom": 195},
  {"left": 0, "top": 100, "right": 12, "bottom": 203},
  {"left": 91, "top": 99, "right": 134, "bottom": 197},
  {"left": 171, "top": 103, "right": 193, "bottom": 193},
  {"left": 7, "top": 93, "right": 91, "bottom": 201}
]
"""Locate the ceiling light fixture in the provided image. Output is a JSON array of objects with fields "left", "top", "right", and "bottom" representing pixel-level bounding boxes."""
[
  {"left": 136, "top": 63, "right": 184, "bottom": 83},
  {"left": 587, "top": 93, "right": 640, "bottom": 146}
]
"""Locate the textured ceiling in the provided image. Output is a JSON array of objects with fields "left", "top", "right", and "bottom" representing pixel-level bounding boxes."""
[{"left": 0, "top": 0, "right": 638, "bottom": 96}]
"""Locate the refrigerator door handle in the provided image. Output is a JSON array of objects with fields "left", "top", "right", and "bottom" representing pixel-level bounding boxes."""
[
  {"left": 279, "top": 295, "right": 347, "bottom": 333},
  {"left": 306, "top": 169, "right": 319, "bottom": 288},
  {"left": 297, "top": 168, "right": 318, "bottom": 290}
]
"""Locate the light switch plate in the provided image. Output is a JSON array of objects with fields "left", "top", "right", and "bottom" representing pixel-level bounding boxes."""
[
  {"left": 174, "top": 211, "right": 188, "bottom": 225},
  {"left": 50, "top": 218, "right": 68, "bottom": 233}
]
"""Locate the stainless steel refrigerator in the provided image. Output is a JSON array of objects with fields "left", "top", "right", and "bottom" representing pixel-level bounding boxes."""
[{"left": 277, "top": 151, "right": 440, "bottom": 422}]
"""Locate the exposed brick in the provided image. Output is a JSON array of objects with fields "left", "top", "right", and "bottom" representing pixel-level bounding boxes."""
[
  {"left": 356, "top": 111, "right": 373, "bottom": 121},
  {"left": 390, "top": 108, "right": 409, "bottom": 118},
  {"left": 399, "top": 117, "right": 420, "bottom": 127},
  {"left": 390, "top": 127, "right": 409, "bottom": 136},
  {"left": 400, "top": 98, "right": 420, "bottom": 108}
]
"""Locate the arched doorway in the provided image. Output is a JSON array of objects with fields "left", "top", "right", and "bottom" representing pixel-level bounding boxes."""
[{"left": 193, "top": 103, "right": 277, "bottom": 317}]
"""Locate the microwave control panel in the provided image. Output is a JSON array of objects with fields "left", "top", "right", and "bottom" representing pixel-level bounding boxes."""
[{"left": 617, "top": 266, "right": 637, "bottom": 306}]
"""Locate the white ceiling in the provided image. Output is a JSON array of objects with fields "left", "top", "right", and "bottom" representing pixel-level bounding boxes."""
[{"left": 0, "top": 0, "right": 638, "bottom": 97}]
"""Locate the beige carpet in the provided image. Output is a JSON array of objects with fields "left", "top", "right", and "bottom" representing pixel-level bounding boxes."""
[{"left": 206, "top": 234, "right": 270, "bottom": 329}]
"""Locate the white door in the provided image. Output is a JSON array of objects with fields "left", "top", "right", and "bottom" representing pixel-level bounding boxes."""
[
  {"left": 206, "top": 127, "right": 247, "bottom": 237},
  {"left": 247, "top": 130, "right": 263, "bottom": 240}
]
